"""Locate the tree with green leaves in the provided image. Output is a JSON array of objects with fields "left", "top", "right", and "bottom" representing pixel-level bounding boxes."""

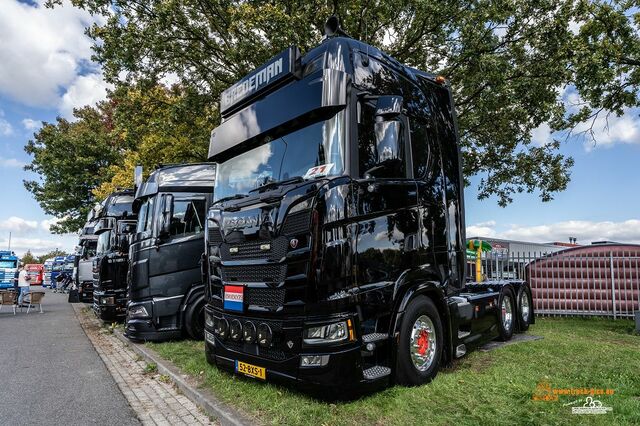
[
  {"left": 20, "top": 250, "right": 38, "bottom": 265},
  {"left": 24, "top": 104, "right": 126, "bottom": 233},
  {"left": 56, "top": 0, "right": 640, "bottom": 205},
  {"left": 36, "top": 249, "right": 68, "bottom": 264},
  {"left": 34, "top": 0, "right": 640, "bottom": 225},
  {"left": 24, "top": 83, "right": 215, "bottom": 232}
]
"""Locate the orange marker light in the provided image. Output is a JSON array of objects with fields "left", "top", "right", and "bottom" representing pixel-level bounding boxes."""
[
  {"left": 435, "top": 75, "right": 446, "bottom": 85},
  {"left": 347, "top": 319, "right": 355, "bottom": 341}
]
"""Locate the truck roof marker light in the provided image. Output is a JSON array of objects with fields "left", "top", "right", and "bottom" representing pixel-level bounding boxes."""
[
  {"left": 347, "top": 318, "right": 355, "bottom": 341},
  {"left": 435, "top": 75, "right": 447, "bottom": 85}
]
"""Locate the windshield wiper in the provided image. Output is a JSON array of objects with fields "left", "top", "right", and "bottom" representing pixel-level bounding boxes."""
[
  {"left": 214, "top": 194, "right": 248, "bottom": 204},
  {"left": 249, "top": 176, "right": 305, "bottom": 194}
]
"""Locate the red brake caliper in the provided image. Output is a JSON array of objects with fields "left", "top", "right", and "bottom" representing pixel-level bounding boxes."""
[
  {"left": 502, "top": 307, "right": 507, "bottom": 318},
  {"left": 417, "top": 329, "right": 429, "bottom": 356}
]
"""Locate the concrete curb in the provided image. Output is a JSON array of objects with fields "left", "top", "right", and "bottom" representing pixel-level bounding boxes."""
[{"left": 113, "top": 330, "right": 256, "bottom": 426}]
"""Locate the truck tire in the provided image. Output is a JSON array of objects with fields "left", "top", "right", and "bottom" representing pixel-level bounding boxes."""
[
  {"left": 395, "top": 295, "right": 443, "bottom": 386},
  {"left": 184, "top": 297, "right": 205, "bottom": 340},
  {"left": 516, "top": 285, "right": 533, "bottom": 332},
  {"left": 497, "top": 288, "right": 515, "bottom": 341}
]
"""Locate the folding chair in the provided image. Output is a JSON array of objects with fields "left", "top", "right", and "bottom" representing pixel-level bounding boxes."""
[
  {"left": 0, "top": 291, "right": 17, "bottom": 315},
  {"left": 22, "top": 291, "right": 45, "bottom": 314}
]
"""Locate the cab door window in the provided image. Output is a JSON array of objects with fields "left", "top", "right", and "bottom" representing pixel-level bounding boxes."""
[{"left": 169, "top": 199, "right": 206, "bottom": 237}]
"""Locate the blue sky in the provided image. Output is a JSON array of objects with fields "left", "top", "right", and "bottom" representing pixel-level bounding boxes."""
[{"left": 0, "top": 0, "right": 639, "bottom": 258}]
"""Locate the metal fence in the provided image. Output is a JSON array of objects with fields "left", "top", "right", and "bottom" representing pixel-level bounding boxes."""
[{"left": 473, "top": 248, "right": 640, "bottom": 319}]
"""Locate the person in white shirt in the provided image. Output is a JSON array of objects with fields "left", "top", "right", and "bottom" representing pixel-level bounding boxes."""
[{"left": 17, "top": 265, "right": 31, "bottom": 306}]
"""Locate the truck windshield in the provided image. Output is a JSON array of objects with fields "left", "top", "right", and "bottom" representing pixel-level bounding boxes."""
[
  {"left": 96, "top": 231, "right": 111, "bottom": 255},
  {"left": 0, "top": 260, "right": 16, "bottom": 268},
  {"left": 214, "top": 111, "right": 345, "bottom": 202},
  {"left": 106, "top": 195, "right": 134, "bottom": 216}
]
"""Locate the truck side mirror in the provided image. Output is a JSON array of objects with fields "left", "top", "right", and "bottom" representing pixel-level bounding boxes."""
[
  {"left": 375, "top": 95, "right": 402, "bottom": 117},
  {"left": 159, "top": 194, "right": 174, "bottom": 239},
  {"left": 117, "top": 234, "right": 130, "bottom": 253},
  {"left": 364, "top": 95, "right": 404, "bottom": 178}
]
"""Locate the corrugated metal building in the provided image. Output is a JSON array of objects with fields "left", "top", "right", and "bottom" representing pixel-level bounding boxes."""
[{"left": 525, "top": 244, "right": 640, "bottom": 318}]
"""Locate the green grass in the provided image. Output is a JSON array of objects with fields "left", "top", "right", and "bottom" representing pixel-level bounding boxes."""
[{"left": 148, "top": 318, "right": 640, "bottom": 425}]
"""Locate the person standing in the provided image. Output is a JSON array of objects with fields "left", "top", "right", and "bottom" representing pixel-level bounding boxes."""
[
  {"left": 18, "top": 265, "right": 31, "bottom": 306},
  {"left": 13, "top": 265, "right": 20, "bottom": 305}
]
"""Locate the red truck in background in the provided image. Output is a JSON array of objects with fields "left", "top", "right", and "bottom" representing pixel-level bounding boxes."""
[{"left": 25, "top": 264, "right": 44, "bottom": 286}]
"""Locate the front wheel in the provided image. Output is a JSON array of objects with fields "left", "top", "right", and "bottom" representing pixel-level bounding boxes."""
[
  {"left": 184, "top": 297, "right": 205, "bottom": 340},
  {"left": 395, "top": 295, "right": 443, "bottom": 386}
]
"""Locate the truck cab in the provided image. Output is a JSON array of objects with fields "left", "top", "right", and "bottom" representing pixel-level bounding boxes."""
[
  {"left": 126, "top": 163, "right": 215, "bottom": 341},
  {"left": 75, "top": 217, "right": 98, "bottom": 302},
  {"left": 204, "top": 25, "right": 534, "bottom": 393},
  {"left": 92, "top": 190, "right": 136, "bottom": 322},
  {"left": 25, "top": 264, "right": 44, "bottom": 286},
  {"left": 50, "top": 256, "right": 66, "bottom": 288},
  {"left": 43, "top": 258, "right": 54, "bottom": 287},
  {"left": 0, "top": 251, "right": 18, "bottom": 289}
]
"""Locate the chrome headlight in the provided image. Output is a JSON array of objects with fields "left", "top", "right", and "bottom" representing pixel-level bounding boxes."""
[
  {"left": 303, "top": 320, "right": 349, "bottom": 345},
  {"left": 205, "top": 312, "right": 214, "bottom": 328},
  {"left": 102, "top": 296, "right": 115, "bottom": 305},
  {"left": 128, "top": 305, "right": 149, "bottom": 319}
]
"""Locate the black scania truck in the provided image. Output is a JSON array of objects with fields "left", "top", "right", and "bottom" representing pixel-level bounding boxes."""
[
  {"left": 204, "top": 21, "right": 534, "bottom": 392},
  {"left": 75, "top": 211, "right": 98, "bottom": 303},
  {"left": 93, "top": 189, "right": 137, "bottom": 322},
  {"left": 126, "top": 164, "right": 215, "bottom": 341}
]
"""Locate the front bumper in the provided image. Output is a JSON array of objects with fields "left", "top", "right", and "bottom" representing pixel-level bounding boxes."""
[
  {"left": 204, "top": 309, "right": 387, "bottom": 393},
  {"left": 79, "top": 281, "right": 93, "bottom": 303},
  {"left": 124, "top": 297, "right": 184, "bottom": 342},
  {"left": 93, "top": 290, "right": 127, "bottom": 322}
]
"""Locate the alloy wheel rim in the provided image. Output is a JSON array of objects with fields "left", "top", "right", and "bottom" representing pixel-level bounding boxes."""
[
  {"left": 502, "top": 296, "right": 513, "bottom": 331},
  {"left": 410, "top": 315, "right": 437, "bottom": 371}
]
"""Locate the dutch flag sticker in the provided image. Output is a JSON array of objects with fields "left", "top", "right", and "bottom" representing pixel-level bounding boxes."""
[{"left": 224, "top": 285, "right": 244, "bottom": 312}]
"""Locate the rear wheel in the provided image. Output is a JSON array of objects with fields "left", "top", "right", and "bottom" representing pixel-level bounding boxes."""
[
  {"left": 395, "top": 296, "right": 443, "bottom": 386},
  {"left": 517, "top": 286, "right": 533, "bottom": 331},
  {"left": 497, "top": 289, "right": 515, "bottom": 341},
  {"left": 184, "top": 297, "right": 205, "bottom": 340}
]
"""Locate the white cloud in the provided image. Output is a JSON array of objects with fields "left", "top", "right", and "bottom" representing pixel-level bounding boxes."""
[
  {"left": 530, "top": 122, "right": 553, "bottom": 146},
  {"left": 0, "top": 236, "right": 74, "bottom": 257},
  {"left": 467, "top": 219, "right": 640, "bottom": 244},
  {"left": 0, "top": 1, "right": 107, "bottom": 108},
  {"left": 40, "top": 217, "right": 62, "bottom": 232},
  {"left": 0, "top": 216, "right": 38, "bottom": 233},
  {"left": 160, "top": 72, "right": 180, "bottom": 88},
  {"left": 0, "top": 109, "right": 13, "bottom": 136},
  {"left": 0, "top": 118, "right": 13, "bottom": 136},
  {"left": 59, "top": 72, "right": 113, "bottom": 119},
  {"left": 0, "top": 157, "right": 25, "bottom": 168},
  {"left": 467, "top": 225, "right": 497, "bottom": 238},
  {"left": 22, "top": 118, "right": 41, "bottom": 130},
  {"left": 576, "top": 109, "right": 640, "bottom": 151}
]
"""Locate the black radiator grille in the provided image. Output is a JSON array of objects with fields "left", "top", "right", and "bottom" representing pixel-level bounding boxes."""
[
  {"left": 281, "top": 211, "right": 311, "bottom": 235},
  {"left": 222, "top": 340, "right": 286, "bottom": 361},
  {"left": 208, "top": 228, "right": 223, "bottom": 245},
  {"left": 245, "top": 287, "right": 285, "bottom": 309},
  {"left": 221, "top": 264, "right": 286, "bottom": 283},
  {"left": 220, "top": 237, "right": 287, "bottom": 261}
]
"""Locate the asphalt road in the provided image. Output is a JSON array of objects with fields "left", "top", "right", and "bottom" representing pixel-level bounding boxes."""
[{"left": 0, "top": 288, "right": 139, "bottom": 425}]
